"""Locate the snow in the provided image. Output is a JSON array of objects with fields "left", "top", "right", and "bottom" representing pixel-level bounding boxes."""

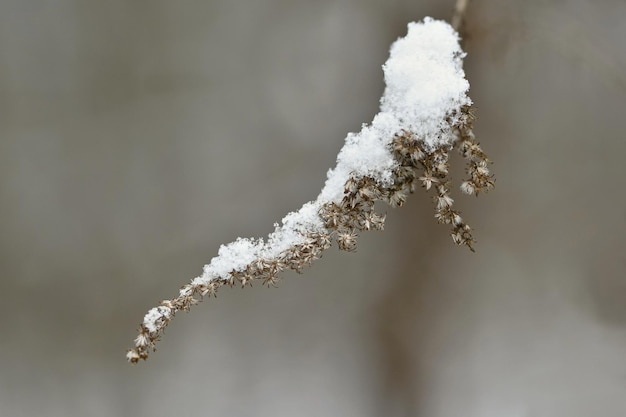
[
  {"left": 143, "top": 306, "right": 171, "bottom": 333},
  {"left": 202, "top": 237, "right": 265, "bottom": 279},
  {"left": 380, "top": 18, "right": 471, "bottom": 148},
  {"left": 319, "top": 18, "right": 470, "bottom": 201},
  {"left": 193, "top": 18, "right": 469, "bottom": 285}
]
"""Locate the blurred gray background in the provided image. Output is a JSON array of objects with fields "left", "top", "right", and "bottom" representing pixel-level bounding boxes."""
[{"left": 1, "top": 0, "right": 625, "bottom": 416}]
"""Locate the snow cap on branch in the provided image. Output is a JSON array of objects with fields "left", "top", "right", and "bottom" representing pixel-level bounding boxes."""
[
  {"left": 381, "top": 18, "right": 470, "bottom": 147},
  {"left": 319, "top": 17, "right": 471, "bottom": 202}
]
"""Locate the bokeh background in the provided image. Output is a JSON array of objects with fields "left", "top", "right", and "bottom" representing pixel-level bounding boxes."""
[{"left": 1, "top": 0, "right": 625, "bottom": 416}]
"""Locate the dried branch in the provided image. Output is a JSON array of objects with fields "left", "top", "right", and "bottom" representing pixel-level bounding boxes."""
[{"left": 127, "top": 17, "right": 492, "bottom": 364}]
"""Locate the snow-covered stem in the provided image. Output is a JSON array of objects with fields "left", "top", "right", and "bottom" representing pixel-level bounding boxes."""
[{"left": 127, "top": 18, "right": 493, "bottom": 363}]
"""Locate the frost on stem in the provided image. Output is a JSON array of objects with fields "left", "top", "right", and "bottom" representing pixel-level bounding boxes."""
[{"left": 127, "top": 18, "right": 494, "bottom": 363}]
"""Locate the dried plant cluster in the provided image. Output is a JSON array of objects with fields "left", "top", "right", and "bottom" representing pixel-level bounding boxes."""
[
  {"left": 126, "top": 105, "right": 492, "bottom": 363},
  {"left": 127, "top": 16, "right": 493, "bottom": 363},
  {"left": 395, "top": 107, "right": 494, "bottom": 250}
]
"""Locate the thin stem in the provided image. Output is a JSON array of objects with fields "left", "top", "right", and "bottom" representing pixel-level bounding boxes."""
[{"left": 451, "top": 0, "right": 470, "bottom": 33}]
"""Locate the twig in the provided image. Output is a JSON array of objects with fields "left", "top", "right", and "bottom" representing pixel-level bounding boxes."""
[
  {"left": 451, "top": 0, "right": 470, "bottom": 33},
  {"left": 126, "top": 18, "right": 492, "bottom": 364}
]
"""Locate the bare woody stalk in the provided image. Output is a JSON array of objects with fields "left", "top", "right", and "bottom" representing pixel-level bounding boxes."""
[{"left": 127, "top": 17, "right": 493, "bottom": 364}]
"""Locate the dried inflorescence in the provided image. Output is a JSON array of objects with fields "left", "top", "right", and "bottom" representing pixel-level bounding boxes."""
[
  {"left": 127, "top": 18, "right": 494, "bottom": 363},
  {"left": 390, "top": 107, "right": 494, "bottom": 251},
  {"left": 126, "top": 105, "right": 493, "bottom": 363}
]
